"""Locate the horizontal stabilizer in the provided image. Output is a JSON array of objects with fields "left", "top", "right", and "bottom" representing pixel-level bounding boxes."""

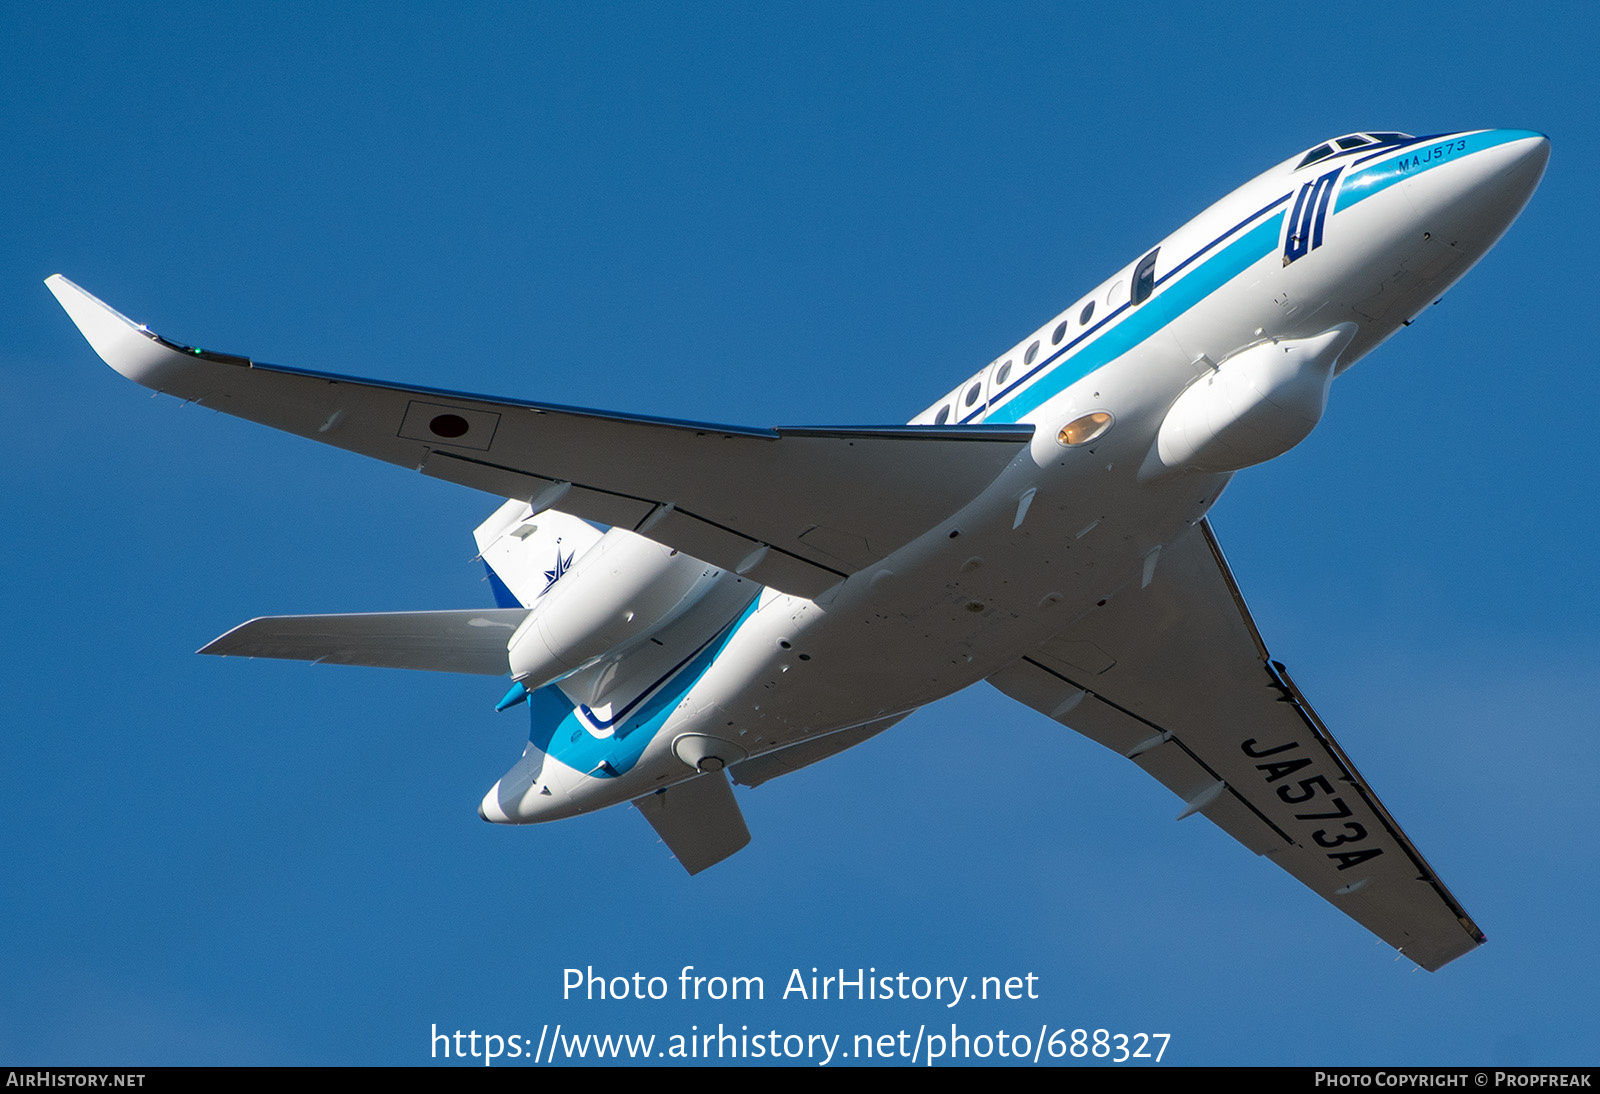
[
  {"left": 633, "top": 771, "right": 751, "bottom": 875},
  {"left": 48, "top": 276, "right": 1034, "bottom": 600},
  {"left": 200, "top": 609, "right": 531, "bottom": 675}
]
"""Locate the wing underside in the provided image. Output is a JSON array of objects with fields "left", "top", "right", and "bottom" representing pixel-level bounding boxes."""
[
  {"left": 987, "top": 520, "right": 1483, "bottom": 971},
  {"left": 48, "top": 276, "right": 1034, "bottom": 600}
]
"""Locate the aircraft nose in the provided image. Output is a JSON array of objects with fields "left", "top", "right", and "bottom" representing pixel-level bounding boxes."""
[
  {"left": 1467, "top": 129, "right": 1549, "bottom": 207},
  {"left": 1510, "top": 130, "right": 1551, "bottom": 174},
  {"left": 1405, "top": 130, "right": 1549, "bottom": 248}
]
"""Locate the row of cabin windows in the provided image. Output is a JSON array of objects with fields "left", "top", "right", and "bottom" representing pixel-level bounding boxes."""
[{"left": 931, "top": 247, "right": 1160, "bottom": 425}]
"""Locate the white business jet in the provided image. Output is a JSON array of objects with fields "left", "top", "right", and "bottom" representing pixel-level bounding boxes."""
[{"left": 48, "top": 127, "right": 1547, "bottom": 971}]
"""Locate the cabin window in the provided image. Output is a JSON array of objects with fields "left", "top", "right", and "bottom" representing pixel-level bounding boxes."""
[
  {"left": 995, "top": 360, "right": 1012, "bottom": 385},
  {"left": 1079, "top": 300, "right": 1095, "bottom": 325},
  {"left": 935, "top": 405, "right": 950, "bottom": 425},
  {"left": 1024, "top": 340, "right": 1040, "bottom": 365},
  {"left": 965, "top": 381, "right": 982, "bottom": 407},
  {"left": 1052, "top": 320, "right": 1069, "bottom": 345},
  {"left": 1131, "top": 248, "right": 1159, "bottom": 306}
]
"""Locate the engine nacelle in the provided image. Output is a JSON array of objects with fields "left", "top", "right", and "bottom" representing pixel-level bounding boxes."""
[
  {"left": 1153, "top": 323, "right": 1357, "bottom": 474},
  {"left": 506, "top": 528, "right": 719, "bottom": 690}
]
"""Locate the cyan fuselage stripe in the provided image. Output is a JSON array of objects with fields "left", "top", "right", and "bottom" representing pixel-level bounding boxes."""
[
  {"left": 529, "top": 593, "right": 761, "bottom": 777},
  {"left": 959, "top": 130, "right": 1530, "bottom": 429},
  {"left": 983, "top": 210, "right": 1288, "bottom": 425},
  {"left": 955, "top": 191, "right": 1293, "bottom": 426},
  {"left": 1335, "top": 129, "right": 1530, "bottom": 213}
]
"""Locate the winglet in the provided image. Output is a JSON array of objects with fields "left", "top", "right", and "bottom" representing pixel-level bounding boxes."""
[{"left": 45, "top": 275, "right": 203, "bottom": 389}]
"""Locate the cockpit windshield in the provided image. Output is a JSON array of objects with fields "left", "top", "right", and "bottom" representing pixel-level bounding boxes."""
[{"left": 1296, "top": 132, "right": 1414, "bottom": 170}]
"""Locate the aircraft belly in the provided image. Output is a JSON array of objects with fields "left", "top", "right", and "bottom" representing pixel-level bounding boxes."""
[
  {"left": 655, "top": 413, "right": 1231, "bottom": 764},
  {"left": 543, "top": 447, "right": 1219, "bottom": 811},
  {"left": 522, "top": 225, "right": 1289, "bottom": 817}
]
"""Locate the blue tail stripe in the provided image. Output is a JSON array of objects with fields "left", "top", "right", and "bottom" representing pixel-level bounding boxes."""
[
  {"left": 525, "top": 594, "right": 761, "bottom": 778},
  {"left": 483, "top": 561, "right": 521, "bottom": 608}
]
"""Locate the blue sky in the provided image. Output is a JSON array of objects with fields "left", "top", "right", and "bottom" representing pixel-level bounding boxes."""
[{"left": 4, "top": 0, "right": 1597, "bottom": 1066}]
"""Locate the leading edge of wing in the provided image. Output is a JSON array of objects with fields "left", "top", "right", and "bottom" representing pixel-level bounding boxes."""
[
  {"left": 46, "top": 274, "right": 785, "bottom": 438},
  {"left": 47, "top": 276, "right": 1034, "bottom": 600},
  {"left": 44, "top": 274, "right": 1030, "bottom": 440},
  {"left": 200, "top": 609, "right": 533, "bottom": 675},
  {"left": 45, "top": 273, "right": 896, "bottom": 440}
]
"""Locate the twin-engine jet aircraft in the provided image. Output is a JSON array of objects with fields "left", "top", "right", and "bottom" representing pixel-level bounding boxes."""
[{"left": 49, "top": 127, "right": 1548, "bottom": 971}]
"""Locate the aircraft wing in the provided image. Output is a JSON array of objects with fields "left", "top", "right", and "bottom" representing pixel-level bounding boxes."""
[
  {"left": 986, "top": 520, "right": 1484, "bottom": 971},
  {"left": 49, "top": 276, "right": 1033, "bottom": 600}
]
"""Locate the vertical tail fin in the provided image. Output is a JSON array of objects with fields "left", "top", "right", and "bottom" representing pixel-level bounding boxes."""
[{"left": 473, "top": 500, "right": 605, "bottom": 609}]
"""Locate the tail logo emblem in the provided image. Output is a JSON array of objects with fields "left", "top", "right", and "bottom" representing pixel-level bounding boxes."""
[{"left": 541, "top": 546, "right": 574, "bottom": 596}]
